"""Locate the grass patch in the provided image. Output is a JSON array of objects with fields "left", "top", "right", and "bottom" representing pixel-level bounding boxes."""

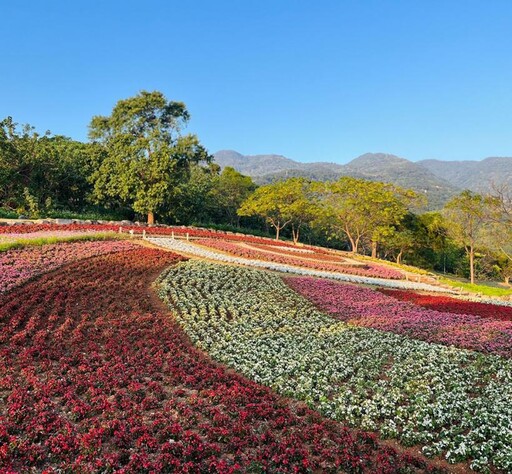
[
  {"left": 355, "top": 254, "right": 429, "bottom": 275},
  {"left": 439, "top": 277, "right": 512, "bottom": 297},
  {"left": 0, "top": 232, "right": 123, "bottom": 252},
  {"left": 0, "top": 208, "right": 18, "bottom": 219}
]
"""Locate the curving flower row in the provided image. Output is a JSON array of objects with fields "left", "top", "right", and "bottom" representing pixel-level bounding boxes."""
[
  {"left": 159, "top": 261, "right": 512, "bottom": 472},
  {"left": 0, "top": 248, "right": 429, "bottom": 473},
  {"left": 195, "top": 239, "right": 404, "bottom": 279},
  {"left": 150, "top": 237, "right": 453, "bottom": 292},
  {"left": 0, "top": 240, "right": 138, "bottom": 293},
  {"left": 286, "top": 277, "right": 512, "bottom": 358}
]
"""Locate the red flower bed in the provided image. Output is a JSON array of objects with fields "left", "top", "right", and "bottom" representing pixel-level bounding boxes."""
[
  {"left": 0, "top": 248, "right": 436, "bottom": 472},
  {"left": 379, "top": 289, "right": 512, "bottom": 322}
]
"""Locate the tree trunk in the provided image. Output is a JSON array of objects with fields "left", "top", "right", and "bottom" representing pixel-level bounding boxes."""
[
  {"left": 147, "top": 211, "right": 155, "bottom": 225},
  {"left": 371, "top": 241, "right": 378, "bottom": 258},
  {"left": 469, "top": 247, "right": 475, "bottom": 284},
  {"left": 396, "top": 251, "right": 403, "bottom": 265},
  {"left": 505, "top": 276, "right": 510, "bottom": 285},
  {"left": 275, "top": 226, "right": 280, "bottom": 241},
  {"left": 292, "top": 225, "right": 300, "bottom": 245},
  {"left": 353, "top": 236, "right": 360, "bottom": 254}
]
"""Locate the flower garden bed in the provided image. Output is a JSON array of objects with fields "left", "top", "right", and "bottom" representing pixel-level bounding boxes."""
[
  {"left": 379, "top": 289, "right": 512, "bottom": 322},
  {"left": 150, "top": 237, "right": 451, "bottom": 292},
  {"left": 286, "top": 277, "right": 512, "bottom": 358}
]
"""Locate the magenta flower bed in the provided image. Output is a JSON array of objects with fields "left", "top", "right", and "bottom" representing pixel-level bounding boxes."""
[
  {"left": 0, "top": 240, "right": 137, "bottom": 293},
  {"left": 286, "top": 277, "right": 512, "bottom": 358},
  {"left": 197, "top": 239, "right": 404, "bottom": 279}
]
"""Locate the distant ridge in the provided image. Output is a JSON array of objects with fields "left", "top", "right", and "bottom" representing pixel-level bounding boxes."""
[{"left": 214, "top": 150, "right": 472, "bottom": 209}]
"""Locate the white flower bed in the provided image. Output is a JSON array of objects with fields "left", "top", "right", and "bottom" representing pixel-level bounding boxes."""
[
  {"left": 149, "top": 237, "right": 455, "bottom": 293},
  {"left": 158, "top": 261, "right": 512, "bottom": 471}
]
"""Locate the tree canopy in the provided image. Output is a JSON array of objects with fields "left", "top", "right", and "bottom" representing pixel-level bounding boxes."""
[
  {"left": 88, "top": 91, "right": 210, "bottom": 223},
  {"left": 314, "top": 177, "right": 418, "bottom": 253},
  {"left": 238, "top": 178, "right": 317, "bottom": 241},
  {"left": 444, "top": 190, "right": 498, "bottom": 284}
]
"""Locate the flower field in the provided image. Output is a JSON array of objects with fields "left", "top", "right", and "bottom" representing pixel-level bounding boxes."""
[
  {"left": 0, "top": 240, "right": 137, "bottom": 293},
  {"left": 159, "top": 261, "right": 512, "bottom": 471},
  {"left": 195, "top": 238, "right": 404, "bottom": 279},
  {"left": 5, "top": 226, "right": 512, "bottom": 472},
  {"left": 0, "top": 245, "right": 436, "bottom": 472},
  {"left": 0, "top": 222, "right": 299, "bottom": 246}
]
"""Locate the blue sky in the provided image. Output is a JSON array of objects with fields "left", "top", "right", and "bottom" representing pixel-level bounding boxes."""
[{"left": 1, "top": 1, "right": 511, "bottom": 163}]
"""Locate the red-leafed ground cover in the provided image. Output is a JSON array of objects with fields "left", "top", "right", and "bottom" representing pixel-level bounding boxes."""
[
  {"left": 0, "top": 247, "right": 436, "bottom": 473},
  {"left": 379, "top": 288, "right": 512, "bottom": 322}
]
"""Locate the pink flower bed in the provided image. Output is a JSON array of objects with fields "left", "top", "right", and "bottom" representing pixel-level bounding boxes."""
[
  {"left": 0, "top": 240, "right": 138, "bottom": 293},
  {"left": 286, "top": 277, "right": 512, "bottom": 358},
  {"left": 379, "top": 289, "right": 512, "bottom": 322},
  {"left": 197, "top": 239, "right": 404, "bottom": 280}
]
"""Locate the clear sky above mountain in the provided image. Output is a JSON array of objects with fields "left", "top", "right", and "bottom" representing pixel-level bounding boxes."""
[{"left": 1, "top": 0, "right": 511, "bottom": 163}]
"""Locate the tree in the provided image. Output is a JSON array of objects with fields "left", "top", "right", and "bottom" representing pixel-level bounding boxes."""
[
  {"left": 238, "top": 178, "right": 316, "bottom": 241},
  {"left": 88, "top": 91, "right": 210, "bottom": 224},
  {"left": 210, "top": 167, "right": 256, "bottom": 226},
  {"left": 444, "top": 190, "right": 497, "bottom": 284},
  {"left": 488, "top": 182, "right": 512, "bottom": 262},
  {"left": 281, "top": 178, "right": 318, "bottom": 244},
  {"left": 377, "top": 214, "right": 420, "bottom": 264},
  {"left": 316, "top": 177, "right": 417, "bottom": 253},
  {"left": 169, "top": 163, "right": 220, "bottom": 224}
]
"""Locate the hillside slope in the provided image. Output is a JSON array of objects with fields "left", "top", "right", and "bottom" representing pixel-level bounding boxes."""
[{"left": 419, "top": 157, "right": 512, "bottom": 192}]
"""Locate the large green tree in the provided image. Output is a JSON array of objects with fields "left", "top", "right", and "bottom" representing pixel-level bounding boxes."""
[{"left": 88, "top": 91, "right": 210, "bottom": 224}]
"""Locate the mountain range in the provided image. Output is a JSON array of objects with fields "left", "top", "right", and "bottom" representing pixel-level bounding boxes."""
[{"left": 213, "top": 150, "right": 512, "bottom": 209}]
